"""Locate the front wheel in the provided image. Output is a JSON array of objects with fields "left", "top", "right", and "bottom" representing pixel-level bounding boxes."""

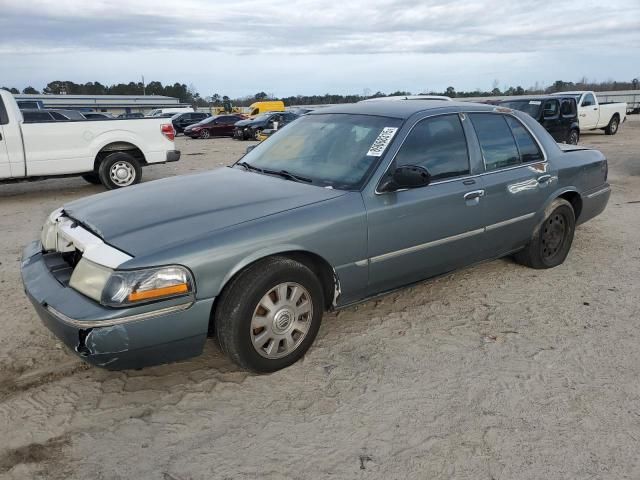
[
  {"left": 568, "top": 129, "right": 579, "bottom": 145},
  {"left": 604, "top": 115, "right": 619, "bottom": 135},
  {"left": 215, "top": 257, "right": 324, "bottom": 373},
  {"left": 199, "top": 129, "right": 211, "bottom": 139},
  {"left": 514, "top": 198, "right": 575, "bottom": 269},
  {"left": 98, "top": 152, "right": 142, "bottom": 189}
]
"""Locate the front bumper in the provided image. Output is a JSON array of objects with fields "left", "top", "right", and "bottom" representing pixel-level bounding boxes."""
[
  {"left": 21, "top": 241, "right": 213, "bottom": 370},
  {"left": 166, "top": 150, "right": 181, "bottom": 162}
]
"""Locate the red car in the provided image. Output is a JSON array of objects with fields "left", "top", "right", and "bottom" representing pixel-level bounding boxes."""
[{"left": 184, "top": 114, "right": 247, "bottom": 139}]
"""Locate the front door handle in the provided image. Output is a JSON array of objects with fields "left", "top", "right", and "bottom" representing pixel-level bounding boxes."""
[
  {"left": 464, "top": 189, "right": 485, "bottom": 201},
  {"left": 537, "top": 174, "right": 552, "bottom": 184}
]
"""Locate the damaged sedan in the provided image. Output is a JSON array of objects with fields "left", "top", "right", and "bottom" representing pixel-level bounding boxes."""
[{"left": 22, "top": 101, "right": 610, "bottom": 372}]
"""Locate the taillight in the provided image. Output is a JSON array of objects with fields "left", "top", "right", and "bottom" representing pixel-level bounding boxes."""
[{"left": 161, "top": 124, "right": 175, "bottom": 141}]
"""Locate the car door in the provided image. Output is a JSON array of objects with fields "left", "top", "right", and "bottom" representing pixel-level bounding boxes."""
[
  {"left": 363, "top": 113, "right": 487, "bottom": 294},
  {"left": 579, "top": 93, "right": 598, "bottom": 129},
  {"left": 540, "top": 99, "right": 562, "bottom": 141},
  {"left": 467, "top": 112, "right": 553, "bottom": 256}
]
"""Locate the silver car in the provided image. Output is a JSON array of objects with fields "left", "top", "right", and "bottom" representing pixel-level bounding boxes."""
[{"left": 21, "top": 101, "right": 611, "bottom": 372}]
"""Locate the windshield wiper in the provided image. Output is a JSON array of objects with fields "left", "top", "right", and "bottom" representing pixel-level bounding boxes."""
[
  {"left": 236, "top": 161, "right": 263, "bottom": 173},
  {"left": 264, "top": 169, "right": 313, "bottom": 183}
]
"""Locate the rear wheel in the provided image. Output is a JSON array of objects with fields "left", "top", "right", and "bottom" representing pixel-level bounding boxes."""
[
  {"left": 215, "top": 256, "right": 324, "bottom": 373},
  {"left": 98, "top": 152, "right": 142, "bottom": 189},
  {"left": 604, "top": 115, "right": 619, "bottom": 135},
  {"left": 514, "top": 198, "right": 575, "bottom": 269},
  {"left": 568, "top": 129, "right": 579, "bottom": 145},
  {"left": 81, "top": 173, "right": 101, "bottom": 185}
]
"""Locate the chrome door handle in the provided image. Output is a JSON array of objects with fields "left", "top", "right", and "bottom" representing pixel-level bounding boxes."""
[
  {"left": 537, "top": 175, "right": 552, "bottom": 184},
  {"left": 464, "top": 189, "right": 485, "bottom": 201}
]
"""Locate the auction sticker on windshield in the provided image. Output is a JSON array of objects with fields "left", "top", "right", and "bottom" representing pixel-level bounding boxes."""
[{"left": 367, "top": 127, "right": 398, "bottom": 156}]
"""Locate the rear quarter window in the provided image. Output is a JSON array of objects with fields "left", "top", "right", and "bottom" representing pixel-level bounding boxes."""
[{"left": 505, "top": 116, "right": 544, "bottom": 163}]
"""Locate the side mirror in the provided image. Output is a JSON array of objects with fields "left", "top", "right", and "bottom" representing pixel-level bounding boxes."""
[{"left": 378, "top": 165, "right": 431, "bottom": 192}]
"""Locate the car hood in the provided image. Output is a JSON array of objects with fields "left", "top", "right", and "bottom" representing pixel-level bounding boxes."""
[
  {"left": 235, "top": 118, "right": 261, "bottom": 127},
  {"left": 63, "top": 167, "right": 346, "bottom": 257}
]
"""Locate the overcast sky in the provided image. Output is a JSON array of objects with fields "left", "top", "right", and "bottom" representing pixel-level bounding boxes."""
[{"left": 1, "top": 0, "right": 639, "bottom": 97}]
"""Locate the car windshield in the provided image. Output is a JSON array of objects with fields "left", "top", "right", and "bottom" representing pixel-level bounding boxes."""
[
  {"left": 236, "top": 113, "right": 403, "bottom": 190},
  {"left": 500, "top": 100, "right": 542, "bottom": 118}
]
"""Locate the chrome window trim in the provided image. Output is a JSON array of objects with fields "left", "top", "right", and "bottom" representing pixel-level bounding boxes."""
[
  {"left": 46, "top": 302, "right": 193, "bottom": 328},
  {"left": 375, "top": 110, "right": 548, "bottom": 195},
  {"left": 369, "top": 212, "right": 536, "bottom": 264}
]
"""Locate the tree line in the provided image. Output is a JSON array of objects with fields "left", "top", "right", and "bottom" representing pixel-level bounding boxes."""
[{"left": 3, "top": 78, "right": 639, "bottom": 107}]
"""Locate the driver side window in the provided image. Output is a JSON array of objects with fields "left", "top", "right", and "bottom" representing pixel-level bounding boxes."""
[
  {"left": 582, "top": 93, "right": 595, "bottom": 107},
  {"left": 394, "top": 114, "right": 470, "bottom": 181}
]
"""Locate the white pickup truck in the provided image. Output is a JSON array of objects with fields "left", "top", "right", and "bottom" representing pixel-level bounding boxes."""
[
  {"left": 0, "top": 89, "right": 180, "bottom": 189},
  {"left": 552, "top": 91, "right": 627, "bottom": 135}
]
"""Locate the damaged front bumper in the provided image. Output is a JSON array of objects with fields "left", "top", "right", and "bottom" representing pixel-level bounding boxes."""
[{"left": 21, "top": 241, "right": 213, "bottom": 370}]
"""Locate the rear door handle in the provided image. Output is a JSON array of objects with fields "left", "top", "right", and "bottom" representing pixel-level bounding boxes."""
[
  {"left": 464, "top": 189, "right": 485, "bottom": 201},
  {"left": 537, "top": 174, "right": 552, "bottom": 184}
]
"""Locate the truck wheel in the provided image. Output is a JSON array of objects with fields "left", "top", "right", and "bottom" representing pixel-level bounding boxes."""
[
  {"left": 81, "top": 173, "right": 102, "bottom": 185},
  {"left": 98, "top": 152, "right": 142, "bottom": 189},
  {"left": 568, "top": 129, "right": 579, "bottom": 145},
  {"left": 215, "top": 256, "right": 324, "bottom": 373},
  {"left": 514, "top": 198, "right": 575, "bottom": 269},
  {"left": 604, "top": 115, "right": 619, "bottom": 135}
]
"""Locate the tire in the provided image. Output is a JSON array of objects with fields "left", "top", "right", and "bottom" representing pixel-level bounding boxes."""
[
  {"left": 98, "top": 152, "right": 142, "bottom": 190},
  {"left": 254, "top": 129, "right": 262, "bottom": 141},
  {"left": 568, "top": 129, "right": 579, "bottom": 145},
  {"left": 514, "top": 198, "right": 575, "bottom": 269},
  {"left": 604, "top": 115, "right": 619, "bottom": 135},
  {"left": 215, "top": 256, "right": 325, "bottom": 373},
  {"left": 81, "top": 172, "right": 101, "bottom": 185},
  {"left": 199, "top": 129, "right": 211, "bottom": 139}
]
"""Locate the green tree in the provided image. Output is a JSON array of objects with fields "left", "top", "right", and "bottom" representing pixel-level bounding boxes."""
[{"left": 22, "top": 86, "right": 40, "bottom": 94}]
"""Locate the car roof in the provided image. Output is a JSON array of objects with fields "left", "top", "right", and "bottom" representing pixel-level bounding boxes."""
[
  {"left": 498, "top": 95, "right": 576, "bottom": 102},
  {"left": 307, "top": 100, "right": 495, "bottom": 119}
]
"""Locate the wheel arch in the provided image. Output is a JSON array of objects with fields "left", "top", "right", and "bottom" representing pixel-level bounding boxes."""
[
  {"left": 544, "top": 187, "right": 583, "bottom": 222},
  {"left": 209, "top": 247, "right": 340, "bottom": 334},
  {"left": 93, "top": 141, "right": 146, "bottom": 172}
]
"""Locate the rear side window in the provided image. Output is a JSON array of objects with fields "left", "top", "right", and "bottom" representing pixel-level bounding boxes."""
[
  {"left": 0, "top": 97, "right": 8, "bottom": 125},
  {"left": 560, "top": 99, "right": 576, "bottom": 117},
  {"left": 505, "top": 117, "right": 544, "bottom": 163},
  {"left": 395, "top": 114, "right": 470, "bottom": 181},
  {"left": 469, "top": 113, "right": 519, "bottom": 171}
]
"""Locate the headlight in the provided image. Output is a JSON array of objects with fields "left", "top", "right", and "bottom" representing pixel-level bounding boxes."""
[
  {"left": 101, "top": 265, "right": 194, "bottom": 307},
  {"left": 69, "top": 261, "right": 194, "bottom": 307}
]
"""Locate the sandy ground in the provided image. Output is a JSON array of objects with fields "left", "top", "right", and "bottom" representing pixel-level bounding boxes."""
[{"left": 0, "top": 119, "right": 639, "bottom": 479}]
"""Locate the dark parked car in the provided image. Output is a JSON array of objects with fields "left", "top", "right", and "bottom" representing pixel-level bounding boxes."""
[
  {"left": 185, "top": 114, "right": 246, "bottom": 139},
  {"left": 234, "top": 111, "right": 299, "bottom": 140},
  {"left": 117, "top": 112, "right": 144, "bottom": 119},
  {"left": 83, "top": 112, "right": 114, "bottom": 120},
  {"left": 22, "top": 101, "right": 610, "bottom": 373},
  {"left": 498, "top": 96, "right": 580, "bottom": 144},
  {"left": 22, "top": 109, "right": 86, "bottom": 122},
  {"left": 172, "top": 112, "right": 210, "bottom": 133}
]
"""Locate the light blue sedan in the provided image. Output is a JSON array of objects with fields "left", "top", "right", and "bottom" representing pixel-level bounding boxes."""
[{"left": 22, "top": 101, "right": 610, "bottom": 372}]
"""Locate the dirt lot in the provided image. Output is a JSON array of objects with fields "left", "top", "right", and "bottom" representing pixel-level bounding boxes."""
[{"left": 1, "top": 119, "right": 639, "bottom": 479}]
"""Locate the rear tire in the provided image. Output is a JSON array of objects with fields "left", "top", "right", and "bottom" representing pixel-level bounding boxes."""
[
  {"left": 98, "top": 152, "right": 142, "bottom": 190},
  {"left": 567, "top": 129, "right": 579, "bottom": 145},
  {"left": 604, "top": 115, "right": 619, "bottom": 135},
  {"left": 81, "top": 173, "right": 101, "bottom": 185},
  {"left": 514, "top": 198, "right": 575, "bottom": 269},
  {"left": 215, "top": 256, "right": 324, "bottom": 373}
]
